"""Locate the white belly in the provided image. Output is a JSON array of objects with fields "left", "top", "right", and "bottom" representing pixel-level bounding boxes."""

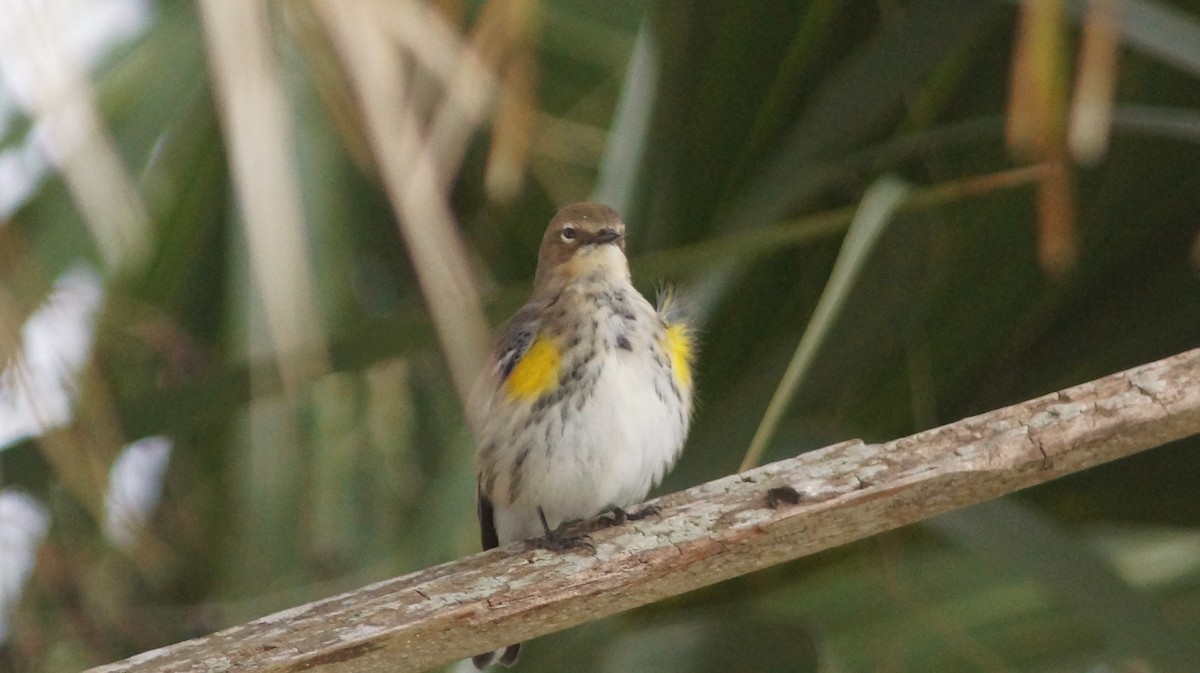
[{"left": 523, "top": 350, "right": 682, "bottom": 515}]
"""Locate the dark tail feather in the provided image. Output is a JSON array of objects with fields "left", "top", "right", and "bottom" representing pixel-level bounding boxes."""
[
  {"left": 472, "top": 643, "right": 521, "bottom": 669},
  {"left": 478, "top": 489, "right": 499, "bottom": 550},
  {"left": 474, "top": 490, "right": 520, "bottom": 668}
]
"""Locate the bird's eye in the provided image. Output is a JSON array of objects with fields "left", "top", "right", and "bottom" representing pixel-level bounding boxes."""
[{"left": 561, "top": 226, "right": 577, "bottom": 242}]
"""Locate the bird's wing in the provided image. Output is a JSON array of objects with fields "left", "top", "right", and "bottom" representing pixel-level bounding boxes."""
[
  {"left": 475, "top": 301, "right": 543, "bottom": 552},
  {"left": 492, "top": 301, "right": 543, "bottom": 382},
  {"left": 467, "top": 300, "right": 543, "bottom": 428}
]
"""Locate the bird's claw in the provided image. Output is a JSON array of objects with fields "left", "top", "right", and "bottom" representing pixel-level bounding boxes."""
[
  {"left": 601, "top": 504, "right": 661, "bottom": 527},
  {"left": 534, "top": 531, "right": 594, "bottom": 552}
]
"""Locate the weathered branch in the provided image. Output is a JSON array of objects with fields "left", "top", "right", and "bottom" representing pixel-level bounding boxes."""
[{"left": 88, "top": 348, "right": 1200, "bottom": 673}]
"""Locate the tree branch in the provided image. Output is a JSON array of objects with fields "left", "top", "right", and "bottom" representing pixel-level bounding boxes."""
[{"left": 87, "top": 348, "right": 1200, "bottom": 673}]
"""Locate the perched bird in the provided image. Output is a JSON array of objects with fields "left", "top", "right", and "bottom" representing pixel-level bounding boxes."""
[{"left": 469, "top": 202, "right": 695, "bottom": 668}]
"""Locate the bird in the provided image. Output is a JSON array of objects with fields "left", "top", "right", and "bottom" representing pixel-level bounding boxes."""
[{"left": 469, "top": 202, "right": 695, "bottom": 668}]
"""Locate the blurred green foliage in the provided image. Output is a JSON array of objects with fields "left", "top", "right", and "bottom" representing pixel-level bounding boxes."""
[{"left": 2, "top": 1, "right": 1200, "bottom": 672}]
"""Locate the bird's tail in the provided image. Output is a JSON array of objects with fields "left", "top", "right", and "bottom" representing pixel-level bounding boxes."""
[
  {"left": 472, "top": 491, "right": 520, "bottom": 667},
  {"left": 472, "top": 643, "right": 521, "bottom": 669}
]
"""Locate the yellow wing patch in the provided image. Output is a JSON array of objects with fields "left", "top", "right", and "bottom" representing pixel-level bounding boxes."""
[
  {"left": 503, "top": 336, "right": 561, "bottom": 400},
  {"left": 665, "top": 322, "right": 694, "bottom": 389}
]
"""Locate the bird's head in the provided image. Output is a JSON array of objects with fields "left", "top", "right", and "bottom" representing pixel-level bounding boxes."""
[{"left": 534, "top": 202, "right": 628, "bottom": 292}]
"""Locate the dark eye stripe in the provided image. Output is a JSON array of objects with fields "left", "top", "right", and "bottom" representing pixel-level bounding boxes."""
[{"left": 561, "top": 227, "right": 577, "bottom": 240}]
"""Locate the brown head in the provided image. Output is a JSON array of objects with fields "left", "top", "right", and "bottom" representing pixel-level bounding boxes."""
[{"left": 533, "top": 202, "right": 628, "bottom": 292}]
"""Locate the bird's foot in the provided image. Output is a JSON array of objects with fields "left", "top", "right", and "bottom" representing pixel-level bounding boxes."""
[
  {"left": 534, "top": 505, "right": 593, "bottom": 551},
  {"left": 601, "top": 504, "right": 661, "bottom": 527},
  {"left": 534, "top": 530, "right": 594, "bottom": 552}
]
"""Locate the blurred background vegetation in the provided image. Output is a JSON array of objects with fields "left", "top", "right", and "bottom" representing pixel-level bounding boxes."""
[{"left": 1, "top": 0, "right": 1199, "bottom": 671}]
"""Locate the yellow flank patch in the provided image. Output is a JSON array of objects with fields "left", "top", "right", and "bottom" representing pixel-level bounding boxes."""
[
  {"left": 504, "top": 336, "right": 561, "bottom": 400},
  {"left": 665, "top": 322, "right": 694, "bottom": 388}
]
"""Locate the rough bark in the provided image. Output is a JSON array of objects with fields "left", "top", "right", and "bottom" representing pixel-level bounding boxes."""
[{"left": 86, "top": 348, "right": 1200, "bottom": 673}]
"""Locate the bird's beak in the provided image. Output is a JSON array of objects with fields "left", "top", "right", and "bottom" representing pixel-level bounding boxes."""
[{"left": 591, "top": 228, "right": 622, "bottom": 245}]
